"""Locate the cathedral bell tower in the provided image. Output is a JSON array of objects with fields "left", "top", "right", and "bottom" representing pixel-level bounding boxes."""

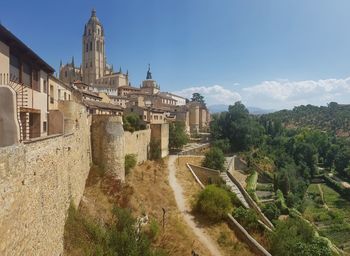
[{"left": 82, "top": 8, "right": 105, "bottom": 85}]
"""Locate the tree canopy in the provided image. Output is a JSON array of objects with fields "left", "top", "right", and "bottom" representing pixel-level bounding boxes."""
[
  {"left": 210, "top": 101, "right": 264, "bottom": 151},
  {"left": 269, "top": 218, "right": 332, "bottom": 256},
  {"left": 169, "top": 121, "right": 189, "bottom": 150},
  {"left": 202, "top": 147, "right": 225, "bottom": 171},
  {"left": 191, "top": 93, "right": 206, "bottom": 105}
]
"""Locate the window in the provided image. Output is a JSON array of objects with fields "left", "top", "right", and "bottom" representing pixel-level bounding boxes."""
[
  {"left": 64, "top": 92, "right": 67, "bottom": 100},
  {"left": 90, "top": 61, "right": 92, "bottom": 67},
  {"left": 58, "top": 89, "right": 61, "bottom": 100},
  {"left": 86, "top": 63, "right": 88, "bottom": 68},
  {"left": 90, "top": 42, "right": 92, "bottom": 51},
  {"left": 10, "top": 54, "right": 20, "bottom": 80},
  {"left": 43, "top": 121, "right": 47, "bottom": 133},
  {"left": 22, "top": 62, "right": 32, "bottom": 86},
  {"left": 43, "top": 80, "right": 47, "bottom": 93},
  {"left": 89, "top": 29, "right": 91, "bottom": 35},
  {"left": 65, "top": 71, "right": 68, "bottom": 77},
  {"left": 68, "top": 94, "right": 71, "bottom": 100},
  {"left": 33, "top": 70, "right": 39, "bottom": 81}
]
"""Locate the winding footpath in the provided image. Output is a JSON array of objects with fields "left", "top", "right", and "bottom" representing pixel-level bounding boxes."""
[{"left": 168, "top": 155, "right": 222, "bottom": 256}]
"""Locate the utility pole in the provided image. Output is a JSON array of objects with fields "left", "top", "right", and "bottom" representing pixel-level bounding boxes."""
[{"left": 162, "top": 207, "right": 166, "bottom": 231}]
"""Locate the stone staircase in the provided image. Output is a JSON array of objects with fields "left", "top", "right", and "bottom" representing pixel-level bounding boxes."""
[
  {"left": 220, "top": 172, "right": 249, "bottom": 208},
  {"left": 8, "top": 77, "right": 30, "bottom": 141}
]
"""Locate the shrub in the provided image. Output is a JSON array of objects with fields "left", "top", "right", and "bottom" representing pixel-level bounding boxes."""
[
  {"left": 123, "top": 113, "right": 145, "bottom": 132},
  {"left": 233, "top": 206, "right": 260, "bottom": 232},
  {"left": 202, "top": 147, "right": 225, "bottom": 171},
  {"left": 65, "top": 204, "right": 161, "bottom": 255},
  {"left": 146, "top": 219, "right": 160, "bottom": 241},
  {"left": 262, "top": 202, "right": 281, "bottom": 221},
  {"left": 286, "top": 192, "right": 300, "bottom": 208},
  {"left": 150, "top": 138, "right": 161, "bottom": 160},
  {"left": 125, "top": 154, "right": 137, "bottom": 175},
  {"left": 276, "top": 189, "right": 289, "bottom": 214},
  {"left": 195, "top": 185, "right": 233, "bottom": 221}
]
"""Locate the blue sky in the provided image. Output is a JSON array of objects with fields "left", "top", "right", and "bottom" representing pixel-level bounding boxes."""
[{"left": 2, "top": 0, "right": 350, "bottom": 109}]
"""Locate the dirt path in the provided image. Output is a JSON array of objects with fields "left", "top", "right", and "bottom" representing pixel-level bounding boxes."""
[
  {"left": 318, "top": 184, "right": 329, "bottom": 210},
  {"left": 168, "top": 155, "right": 222, "bottom": 256}
]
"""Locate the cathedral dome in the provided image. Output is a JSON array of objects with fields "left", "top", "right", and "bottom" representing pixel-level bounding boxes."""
[{"left": 88, "top": 8, "right": 101, "bottom": 25}]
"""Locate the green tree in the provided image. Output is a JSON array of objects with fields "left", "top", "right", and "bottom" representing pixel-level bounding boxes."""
[
  {"left": 210, "top": 102, "right": 264, "bottom": 151},
  {"left": 195, "top": 185, "right": 233, "bottom": 221},
  {"left": 269, "top": 218, "right": 332, "bottom": 256},
  {"left": 123, "top": 113, "right": 145, "bottom": 132},
  {"left": 262, "top": 202, "right": 281, "bottom": 221},
  {"left": 212, "top": 139, "right": 231, "bottom": 154},
  {"left": 191, "top": 92, "right": 205, "bottom": 105},
  {"left": 202, "top": 147, "right": 225, "bottom": 171},
  {"left": 334, "top": 149, "right": 350, "bottom": 176},
  {"left": 169, "top": 121, "right": 189, "bottom": 150},
  {"left": 233, "top": 206, "right": 260, "bottom": 231}
]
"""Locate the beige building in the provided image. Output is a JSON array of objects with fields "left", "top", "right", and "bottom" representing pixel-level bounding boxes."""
[
  {"left": 163, "top": 92, "right": 187, "bottom": 106},
  {"left": 84, "top": 100, "right": 123, "bottom": 116},
  {"left": 109, "top": 95, "right": 128, "bottom": 108},
  {"left": 48, "top": 75, "right": 73, "bottom": 110},
  {"left": 125, "top": 105, "right": 167, "bottom": 125},
  {"left": 118, "top": 85, "right": 140, "bottom": 96},
  {"left": 0, "top": 24, "right": 55, "bottom": 142}
]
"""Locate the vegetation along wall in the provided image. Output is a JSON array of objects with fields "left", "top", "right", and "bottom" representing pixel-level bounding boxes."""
[{"left": 124, "top": 129, "right": 151, "bottom": 164}]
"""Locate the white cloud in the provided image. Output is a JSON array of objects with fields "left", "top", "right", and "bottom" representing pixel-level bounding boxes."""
[
  {"left": 242, "top": 77, "right": 350, "bottom": 109},
  {"left": 174, "top": 85, "right": 241, "bottom": 105}
]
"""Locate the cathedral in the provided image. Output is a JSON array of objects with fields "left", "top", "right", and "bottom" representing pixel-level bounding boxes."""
[{"left": 59, "top": 9, "right": 129, "bottom": 90}]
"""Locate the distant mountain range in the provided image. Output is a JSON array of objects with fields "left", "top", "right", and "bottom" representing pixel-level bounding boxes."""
[{"left": 208, "top": 104, "right": 275, "bottom": 115}]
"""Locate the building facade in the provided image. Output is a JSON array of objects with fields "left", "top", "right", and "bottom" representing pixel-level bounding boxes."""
[{"left": 0, "top": 24, "right": 55, "bottom": 142}]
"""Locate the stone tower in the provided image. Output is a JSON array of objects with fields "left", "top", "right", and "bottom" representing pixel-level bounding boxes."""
[{"left": 82, "top": 8, "right": 105, "bottom": 85}]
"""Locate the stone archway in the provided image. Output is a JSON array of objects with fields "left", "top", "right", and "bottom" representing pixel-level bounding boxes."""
[{"left": 0, "top": 85, "right": 19, "bottom": 147}]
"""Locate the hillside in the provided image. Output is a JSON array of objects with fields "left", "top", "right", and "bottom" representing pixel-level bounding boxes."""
[
  {"left": 208, "top": 104, "right": 275, "bottom": 115},
  {"left": 262, "top": 102, "right": 350, "bottom": 136}
]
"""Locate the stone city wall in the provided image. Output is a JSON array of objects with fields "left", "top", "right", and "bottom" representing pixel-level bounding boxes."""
[
  {"left": 150, "top": 123, "right": 169, "bottom": 158},
  {"left": 0, "top": 101, "right": 91, "bottom": 256},
  {"left": 91, "top": 115, "right": 125, "bottom": 180},
  {"left": 124, "top": 129, "right": 151, "bottom": 164},
  {"left": 0, "top": 85, "right": 19, "bottom": 147}
]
